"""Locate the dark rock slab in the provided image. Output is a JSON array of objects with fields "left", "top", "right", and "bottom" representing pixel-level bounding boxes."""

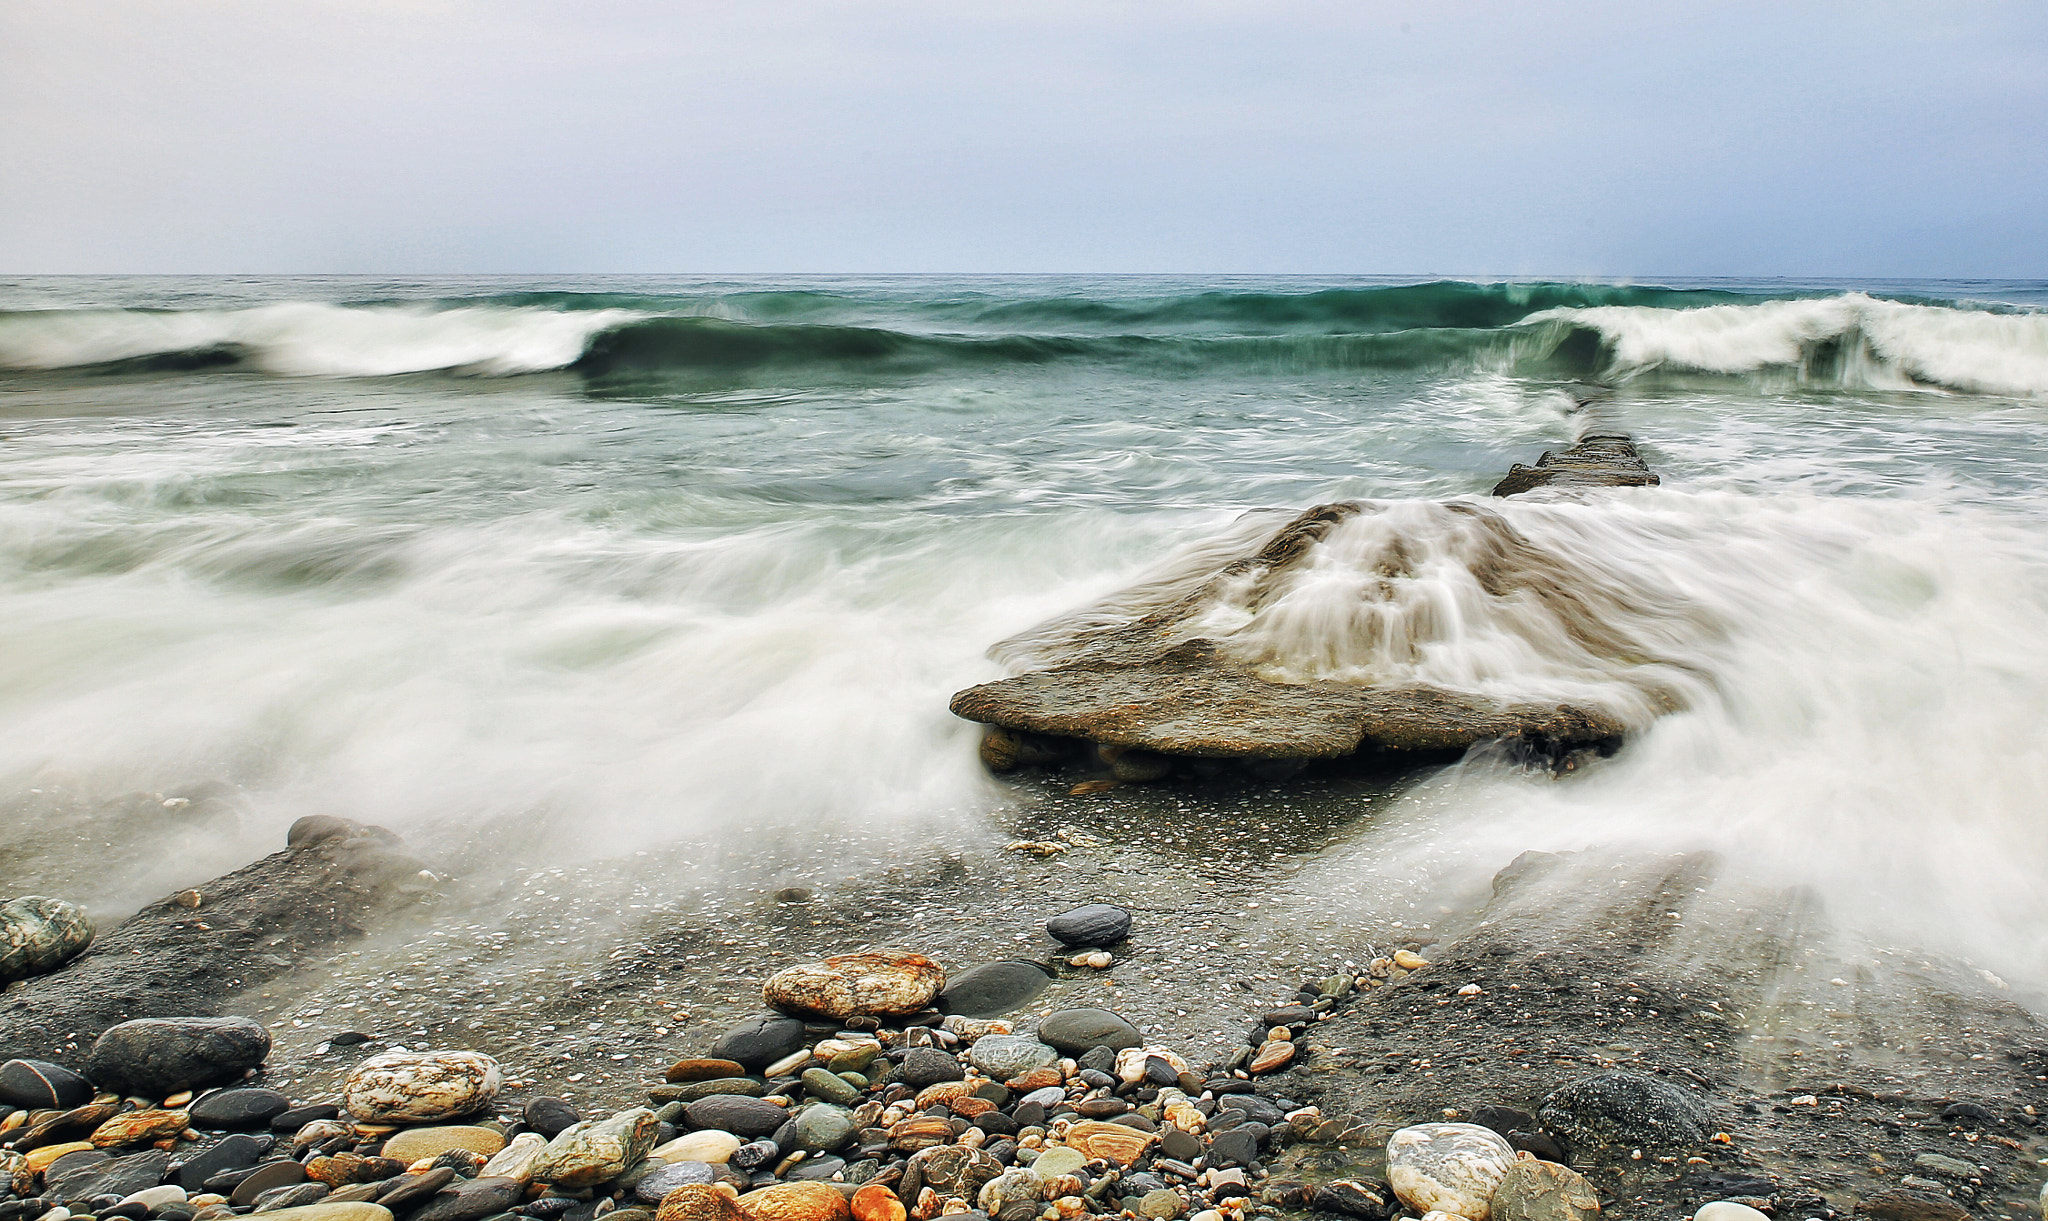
[
  {"left": 84, "top": 1016, "right": 270, "bottom": 1097},
  {"left": 412, "top": 1176, "right": 524, "bottom": 1221},
  {"left": 0, "top": 1057, "right": 94, "bottom": 1109},
  {"left": 270, "top": 1103, "right": 339, "bottom": 1131},
  {"left": 682, "top": 1094, "right": 788, "bottom": 1137},
  {"left": 936, "top": 961, "right": 1052, "bottom": 1018},
  {"left": 228, "top": 1160, "right": 306, "bottom": 1206},
  {"left": 175, "top": 1133, "right": 268, "bottom": 1190},
  {"left": 0, "top": 820, "right": 430, "bottom": 1063},
  {"left": 1492, "top": 434, "right": 1660, "bottom": 497},
  {"left": 189, "top": 1087, "right": 292, "bottom": 1129},
  {"left": 53, "top": 1150, "right": 174, "bottom": 1204}
]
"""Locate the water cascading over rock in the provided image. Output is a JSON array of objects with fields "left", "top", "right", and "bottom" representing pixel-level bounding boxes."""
[{"left": 952, "top": 433, "right": 1687, "bottom": 776}]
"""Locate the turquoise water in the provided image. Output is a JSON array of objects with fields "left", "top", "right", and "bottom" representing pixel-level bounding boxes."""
[{"left": 4, "top": 275, "right": 2048, "bottom": 983}]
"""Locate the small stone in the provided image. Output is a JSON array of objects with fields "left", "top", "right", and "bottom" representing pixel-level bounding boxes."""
[
  {"left": 668, "top": 1059, "right": 749, "bottom": 1084},
  {"left": 190, "top": 1089, "right": 293, "bottom": 1130},
  {"left": 1911, "top": 1153, "right": 1977, "bottom": 1179},
  {"left": 1694, "top": 1205, "right": 1770, "bottom": 1221},
  {"left": 657, "top": 1185, "right": 745, "bottom": 1221},
  {"left": 372, "top": 1167, "right": 456, "bottom": 1210},
  {"left": 479, "top": 1131, "right": 547, "bottom": 1182},
  {"left": 976, "top": 1168, "right": 1041, "bottom": 1221},
  {"left": 708, "top": 1018, "right": 811, "bottom": 1071},
  {"left": 1070, "top": 953, "right": 1112, "bottom": 970},
  {"left": 887, "top": 1115, "right": 955, "bottom": 1154},
  {"left": 120, "top": 1186, "right": 189, "bottom": 1211},
  {"left": 1135, "top": 1190, "right": 1182, "bottom": 1220},
  {"left": 529, "top": 1108, "right": 660, "bottom": 1189},
  {"left": 1247, "top": 1042, "right": 1295, "bottom": 1074},
  {"left": 304, "top": 1154, "right": 406, "bottom": 1188},
  {"left": 92, "top": 1109, "right": 190, "bottom": 1148},
  {"left": 902, "top": 1144, "right": 1002, "bottom": 1200},
  {"left": 637, "top": 1162, "right": 718, "bottom": 1205},
  {"left": 0, "top": 1059, "right": 95, "bottom": 1110},
  {"left": 654, "top": 1131, "right": 744, "bottom": 1164},
  {"left": 230, "top": 1162, "right": 310, "bottom": 1207},
  {"left": 1393, "top": 951, "right": 1428, "bottom": 970},
  {"left": 176, "top": 1133, "right": 266, "bottom": 1190},
  {"left": 382, "top": 1127, "right": 506, "bottom": 1163},
  {"left": 409, "top": 1175, "right": 523, "bottom": 1221},
  {"left": 0, "top": 896, "right": 95, "bottom": 983},
  {"left": 935, "top": 963, "right": 1053, "bottom": 1020},
  {"left": 241, "top": 1206, "right": 393, "bottom": 1221},
  {"left": 342, "top": 1051, "right": 502, "bottom": 1125},
  {"left": 270, "top": 1103, "right": 340, "bottom": 1132},
  {"left": 967, "top": 1037, "right": 1058, "bottom": 1082},
  {"left": 800, "top": 1069, "right": 861, "bottom": 1107},
  {"left": 761, "top": 1050, "right": 814, "bottom": 1079},
  {"left": 523, "top": 1096, "right": 581, "bottom": 1139},
  {"left": 1030, "top": 1147, "right": 1085, "bottom": 1179},
  {"left": 899, "top": 1048, "right": 966, "bottom": 1089},
  {"left": 1033, "top": 1009, "right": 1141, "bottom": 1055},
  {"left": 85, "top": 1018, "right": 271, "bottom": 1098},
  {"left": 736, "top": 1181, "right": 851, "bottom": 1221},
  {"left": 763, "top": 952, "right": 946, "bottom": 1022},
  {"left": 786, "top": 1105, "right": 858, "bottom": 1153},
  {"left": 851, "top": 1183, "right": 906, "bottom": 1221},
  {"left": 1489, "top": 1159, "right": 1599, "bottom": 1221},
  {"left": 686, "top": 1097, "right": 789, "bottom": 1139},
  {"left": 1060, "top": 1122, "right": 1154, "bottom": 1167},
  {"left": 1043, "top": 906, "right": 1131, "bottom": 948},
  {"left": 1385, "top": 1123, "right": 1515, "bottom": 1219},
  {"left": 1206, "top": 1129, "right": 1259, "bottom": 1168}
]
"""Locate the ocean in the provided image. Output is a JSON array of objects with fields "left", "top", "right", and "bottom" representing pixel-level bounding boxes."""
[{"left": 5, "top": 273, "right": 2048, "bottom": 1003}]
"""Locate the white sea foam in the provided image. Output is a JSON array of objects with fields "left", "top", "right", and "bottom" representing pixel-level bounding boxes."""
[
  {"left": 0, "top": 303, "right": 641, "bottom": 376},
  {"left": 1529, "top": 292, "right": 2048, "bottom": 397}
]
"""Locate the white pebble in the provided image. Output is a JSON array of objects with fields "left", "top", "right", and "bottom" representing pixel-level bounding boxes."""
[{"left": 1695, "top": 1203, "right": 1771, "bottom": 1221}]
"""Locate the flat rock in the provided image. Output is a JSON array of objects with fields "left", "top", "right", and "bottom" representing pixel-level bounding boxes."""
[
  {"left": 0, "top": 825, "right": 427, "bottom": 1062},
  {"left": 409, "top": 1175, "right": 523, "bottom": 1221},
  {"left": 948, "top": 499, "right": 1638, "bottom": 765},
  {"left": 1492, "top": 434, "right": 1659, "bottom": 497},
  {"left": 1385, "top": 1123, "right": 1516, "bottom": 1219},
  {"left": 685, "top": 1095, "right": 789, "bottom": 1139},
  {"left": 935, "top": 961, "right": 1051, "bottom": 1018},
  {"left": 666, "top": 1059, "right": 747, "bottom": 1084},
  {"left": 1034, "top": 1008, "right": 1142, "bottom": 1054},
  {"left": 659, "top": 1185, "right": 746, "bottom": 1221},
  {"left": 0, "top": 1057, "right": 94, "bottom": 1109},
  {"left": 54, "top": 1149, "right": 175, "bottom": 1204},
  {"left": 653, "top": 1130, "right": 743, "bottom": 1165},
  {"left": 1858, "top": 1189, "right": 1970, "bottom": 1221},
  {"left": 230, "top": 1161, "right": 308, "bottom": 1206},
  {"left": 245, "top": 1205, "right": 393, "bottom": 1221},
  {"left": 898, "top": 1046, "right": 965, "bottom": 1088},
  {"left": 522, "top": 1095, "right": 580, "bottom": 1138},
  {"left": 381, "top": 1126, "right": 506, "bottom": 1163},
  {"left": 636, "top": 1161, "right": 718, "bottom": 1204},
  {"left": 0, "top": 896, "right": 95, "bottom": 983},
  {"left": 785, "top": 1104, "right": 857, "bottom": 1153},
  {"left": 190, "top": 1088, "right": 293, "bottom": 1129},
  {"left": 373, "top": 1167, "right": 456, "bottom": 1209},
  {"left": 175, "top": 1133, "right": 267, "bottom": 1190},
  {"left": 762, "top": 951, "right": 944, "bottom": 1022},
  {"left": 1489, "top": 1159, "right": 1600, "bottom": 1221},
  {"left": 342, "top": 1050, "right": 502, "bottom": 1124},
  {"left": 84, "top": 1017, "right": 271, "bottom": 1098},
  {"left": 478, "top": 1131, "right": 546, "bottom": 1183},
  {"left": 1695, "top": 1205, "right": 1770, "bottom": 1221},
  {"left": 1537, "top": 1071, "right": 1709, "bottom": 1158}
]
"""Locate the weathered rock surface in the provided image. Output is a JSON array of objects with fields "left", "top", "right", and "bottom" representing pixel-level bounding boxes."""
[
  {"left": 84, "top": 1016, "right": 271, "bottom": 1097},
  {"left": 1537, "top": 1071, "right": 1710, "bottom": 1157},
  {"left": 951, "top": 438, "right": 1663, "bottom": 770},
  {"left": 342, "top": 1050, "right": 502, "bottom": 1124},
  {"left": 530, "top": 1107, "right": 660, "bottom": 1189},
  {"left": 0, "top": 1057, "right": 95, "bottom": 1109},
  {"left": 1385, "top": 1122, "right": 1517, "bottom": 1220},
  {"left": 0, "top": 821, "right": 428, "bottom": 1062},
  {"left": 1491, "top": 434, "right": 1659, "bottom": 497},
  {"left": 380, "top": 1125, "right": 506, "bottom": 1163},
  {"left": 658, "top": 1184, "right": 745, "bottom": 1221},
  {"left": 762, "top": 950, "right": 944, "bottom": 1021},
  {"left": 1488, "top": 1159, "right": 1601, "bottom": 1221},
  {"left": 935, "top": 960, "right": 1051, "bottom": 1018},
  {"left": 736, "top": 1181, "right": 849, "bottom": 1221},
  {"left": 0, "top": 896, "right": 95, "bottom": 983}
]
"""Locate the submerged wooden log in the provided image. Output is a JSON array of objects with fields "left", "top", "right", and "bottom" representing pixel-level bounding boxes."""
[{"left": 951, "top": 433, "right": 1667, "bottom": 775}]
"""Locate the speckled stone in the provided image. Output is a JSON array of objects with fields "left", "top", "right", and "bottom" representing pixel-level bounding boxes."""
[
  {"left": 342, "top": 1051, "right": 502, "bottom": 1124},
  {"left": 1537, "top": 1071, "right": 1709, "bottom": 1157},
  {"left": 1489, "top": 1159, "right": 1600, "bottom": 1221},
  {"left": 528, "top": 1108, "right": 660, "bottom": 1189}
]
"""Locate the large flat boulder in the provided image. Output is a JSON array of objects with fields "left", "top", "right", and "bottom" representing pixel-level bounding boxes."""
[{"left": 951, "top": 435, "right": 1666, "bottom": 771}]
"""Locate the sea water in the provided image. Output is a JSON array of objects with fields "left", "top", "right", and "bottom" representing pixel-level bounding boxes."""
[{"left": 4, "top": 274, "right": 2047, "bottom": 988}]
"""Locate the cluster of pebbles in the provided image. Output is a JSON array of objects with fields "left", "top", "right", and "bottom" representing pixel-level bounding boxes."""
[{"left": 0, "top": 900, "right": 1789, "bottom": 1221}]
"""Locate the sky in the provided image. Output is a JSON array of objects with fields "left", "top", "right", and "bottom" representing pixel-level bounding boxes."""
[{"left": 2, "top": 0, "right": 2045, "bottom": 276}]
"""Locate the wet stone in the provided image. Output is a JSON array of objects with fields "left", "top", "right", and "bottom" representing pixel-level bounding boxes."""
[
  {"left": 799, "top": 1070, "right": 860, "bottom": 1107},
  {"left": 966, "top": 1036, "right": 1057, "bottom": 1082},
  {"left": 230, "top": 1162, "right": 309, "bottom": 1207},
  {"left": 1489, "top": 1159, "right": 1600, "bottom": 1221},
  {"left": 708, "top": 1018, "right": 810, "bottom": 1072},
  {"left": 523, "top": 1097, "right": 581, "bottom": 1140},
  {"left": 898, "top": 1048, "right": 965, "bottom": 1089},
  {"left": 935, "top": 962, "right": 1053, "bottom": 1019},
  {"left": 1206, "top": 1129, "right": 1259, "bottom": 1168},
  {"left": 85, "top": 1017, "right": 271, "bottom": 1098},
  {"left": 190, "top": 1089, "right": 293, "bottom": 1130},
  {"left": 1043, "top": 905, "right": 1132, "bottom": 948},
  {"left": 667, "top": 1059, "right": 748, "bottom": 1084},
  {"left": 1034, "top": 1008, "right": 1141, "bottom": 1055},
  {"left": 410, "top": 1177, "right": 524, "bottom": 1221},
  {"left": 685, "top": 1096, "right": 789, "bottom": 1139},
  {"left": 635, "top": 1162, "right": 717, "bottom": 1204},
  {"left": 1537, "top": 1071, "right": 1710, "bottom": 1158},
  {"left": 731, "top": 1141, "right": 779, "bottom": 1171},
  {"left": 0, "top": 1058, "right": 94, "bottom": 1110},
  {"left": 56, "top": 1151, "right": 175, "bottom": 1204},
  {"left": 787, "top": 1105, "right": 857, "bottom": 1153}
]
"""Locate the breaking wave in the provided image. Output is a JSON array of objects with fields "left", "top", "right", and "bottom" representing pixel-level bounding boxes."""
[{"left": 1, "top": 284, "right": 2043, "bottom": 397}]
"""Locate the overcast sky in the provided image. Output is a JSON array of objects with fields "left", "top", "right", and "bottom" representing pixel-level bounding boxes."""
[{"left": 3, "top": 1, "right": 2044, "bottom": 276}]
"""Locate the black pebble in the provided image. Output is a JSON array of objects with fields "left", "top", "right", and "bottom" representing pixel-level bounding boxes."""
[
  {"left": 1044, "top": 904, "right": 1132, "bottom": 947},
  {"left": 523, "top": 1097, "right": 581, "bottom": 1140},
  {"left": 270, "top": 1104, "right": 339, "bottom": 1132},
  {"left": 0, "top": 1059, "right": 95, "bottom": 1111}
]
